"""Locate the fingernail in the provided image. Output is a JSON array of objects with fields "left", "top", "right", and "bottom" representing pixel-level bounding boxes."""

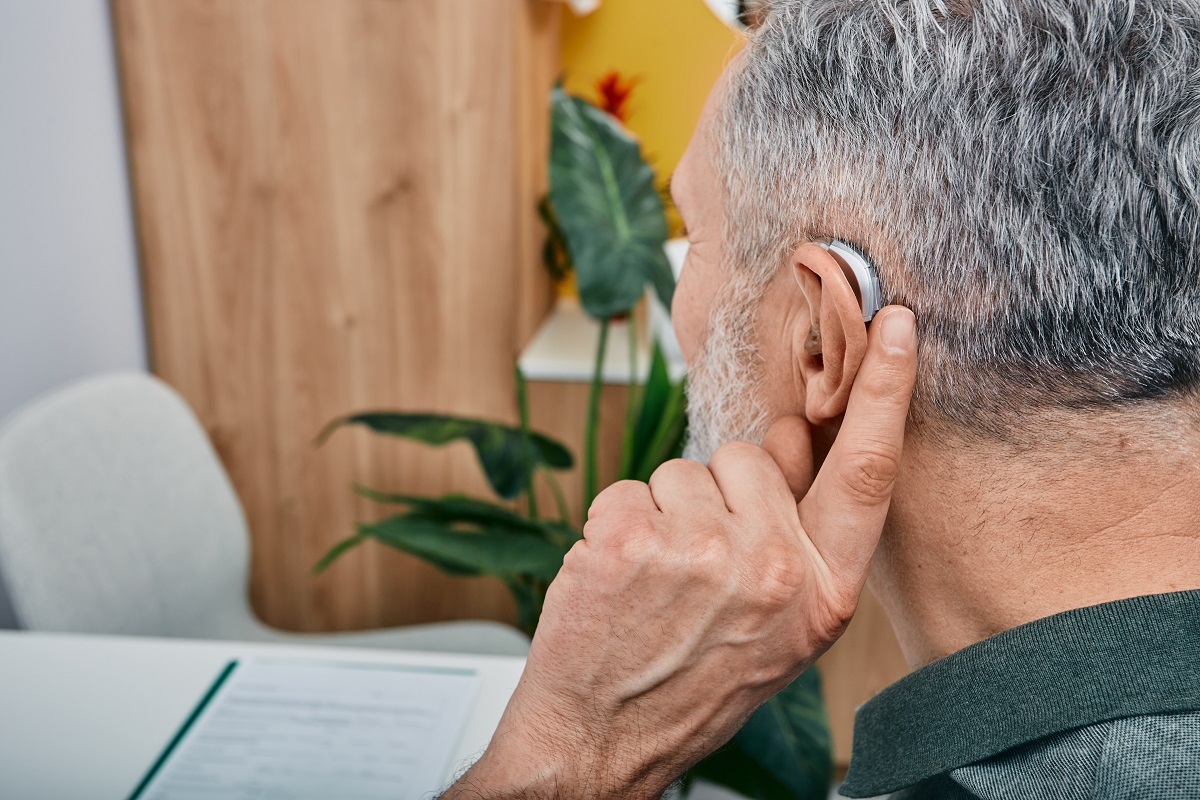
[{"left": 881, "top": 308, "right": 916, "bottom": 354}]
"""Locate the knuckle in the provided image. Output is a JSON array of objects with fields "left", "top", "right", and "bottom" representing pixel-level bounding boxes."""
[
  {"left": 648, "top": 459, "right": 678, "bottom": 483},
  {"left": 581, "top": 516, "right": 604, "bottom": 541},
  {"left": 711, "top": 440, "right": 764, "bottom": 465},
  {"left": 749, "top": 544, "right": 806, "bottom": 610},
  {"left": 559, "top": 540, "right": 589, "bottom": 574},
  {"left": 607, "top": 479, "right": 648, "bottom": 495},
  {"left": 628, "top": 515, "right": 660, "bottom": 547},
  {"left": 690, "top": 531, "right": 733, "bottom": 572},
  {"left": 837, "top": 442, "right": 902, "bottom": 502},
  {"left": 859, "top": 363, "right": 913, "bottom": 407},
  {"left": 590, "top": 479, "right": 647, "bottom": 516},
  {"left": 814, "top": 585, "right": 859, "bottom": 643},
  {"left": 584, "top": 503, "right": 657, "bottom": 549},
  {"left": 609, "top": 515, "right": 660, "bottom": 562},
  {"left": 653, "top": 457, "right": 704, "bottom": 479}
]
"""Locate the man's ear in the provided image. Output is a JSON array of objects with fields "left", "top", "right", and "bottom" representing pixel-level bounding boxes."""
[{"left": 791, "top": 242, "right": 869, "bottom": 425}]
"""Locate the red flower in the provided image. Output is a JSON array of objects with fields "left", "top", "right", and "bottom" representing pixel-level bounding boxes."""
[{"left": 595, "top": 71, "right": 640, "bottom": 123}]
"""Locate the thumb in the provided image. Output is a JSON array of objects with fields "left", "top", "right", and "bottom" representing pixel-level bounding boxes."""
[
  {"left": 798, "top": 305, "right": 917, "bottom": 578},
  {"left": 759, "top": 415, "right": 815, "bottom": 503}
]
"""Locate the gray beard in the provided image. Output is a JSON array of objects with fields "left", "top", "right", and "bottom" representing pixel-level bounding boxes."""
[{"left": 682, "top": 280, "right": 772, "bottom": 464}]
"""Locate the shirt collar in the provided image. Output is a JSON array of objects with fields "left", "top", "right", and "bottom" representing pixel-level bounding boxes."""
[{"left": 840, "top": 589, "right": 1200, "bottom": 797}]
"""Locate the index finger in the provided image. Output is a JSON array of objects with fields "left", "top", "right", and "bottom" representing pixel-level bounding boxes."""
[{"left": 798, "top": 306, "right": 917, "bottom": 579}]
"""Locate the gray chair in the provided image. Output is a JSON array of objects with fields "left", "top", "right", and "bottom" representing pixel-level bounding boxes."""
[{"left": 0, "top": 372, "right": 528, "bottom": 655}]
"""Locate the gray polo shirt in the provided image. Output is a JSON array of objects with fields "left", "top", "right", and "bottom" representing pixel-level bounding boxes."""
[{"left": 837, "top": 590, "right": 1200, "bottom": 799}]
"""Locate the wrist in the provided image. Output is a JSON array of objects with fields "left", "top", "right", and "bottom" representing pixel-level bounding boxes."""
[{"left": 442, "top": 698, "right": 675, "bottom": 800}]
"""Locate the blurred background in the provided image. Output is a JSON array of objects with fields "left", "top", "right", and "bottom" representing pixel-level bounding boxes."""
[{"left": 0, "top": 0, "right": 904, "bottom": 775}]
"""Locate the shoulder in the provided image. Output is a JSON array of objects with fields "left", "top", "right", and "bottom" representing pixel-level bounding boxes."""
[
  {"left": 946, "top": 712, "right": 1200, "bottom": 800},
  {"left": 1091, "top": 712, "right": 1200, "bottom": 795}
]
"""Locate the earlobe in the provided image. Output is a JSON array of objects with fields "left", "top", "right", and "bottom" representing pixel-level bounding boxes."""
[{"left": 791, "top": 243, "right": 870, "bottom": 425}]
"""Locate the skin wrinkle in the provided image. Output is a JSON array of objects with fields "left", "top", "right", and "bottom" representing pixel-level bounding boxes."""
[{"left": 1075, "top": 476, "right": 1193, "bottom": 541}]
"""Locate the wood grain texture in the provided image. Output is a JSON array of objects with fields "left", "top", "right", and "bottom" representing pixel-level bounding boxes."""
[
  {"left": 526, "top": 380, "right": 629, "bottom": 526},
  {"left": 113, "top": 0, "right": 559, "bottom": 632}
]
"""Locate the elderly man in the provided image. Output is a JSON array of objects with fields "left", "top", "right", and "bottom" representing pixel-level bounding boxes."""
[{"left": 445, "top": 1, "right": 1200, "bottom": 797}]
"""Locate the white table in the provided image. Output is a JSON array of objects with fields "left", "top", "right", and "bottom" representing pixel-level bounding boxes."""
[{"left": 0, "top": 631, "right": 526, "bottom": 800}]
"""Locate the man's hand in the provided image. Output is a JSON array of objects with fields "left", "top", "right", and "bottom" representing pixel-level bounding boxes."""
[{"left": 444, "top": 306, "right": 917, "bottom": 800}]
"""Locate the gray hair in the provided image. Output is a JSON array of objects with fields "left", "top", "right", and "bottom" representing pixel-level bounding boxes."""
[{"left": 718, "top": 0, "right": 1200, "bottom": 434}]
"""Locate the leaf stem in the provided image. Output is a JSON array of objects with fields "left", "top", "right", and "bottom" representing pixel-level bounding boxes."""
[
  {"left": 583, "top": 317, "right": 611, "bottom": 514},
  {"left": 542, "top": 467, "right": 572, "bottom": 524},
  {"left": 514, "top": 365, "right": 539, "bottom": 520},
  {"left": 313, "top": 533, "right": 366, "bottom": 575},
  {"left": 619, "top": 316, "right": 640, "bottom": 480}
]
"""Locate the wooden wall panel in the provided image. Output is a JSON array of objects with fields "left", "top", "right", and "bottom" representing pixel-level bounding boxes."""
[
  {"left": 527, "top": 381, "right": 630, "bottom": 522},
  {"left": 113, "top": 0, "right": 559, "bottom": 632}
]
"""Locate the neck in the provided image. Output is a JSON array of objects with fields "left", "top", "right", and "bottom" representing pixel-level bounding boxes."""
[{"left": 870, "top": 405, "right": 1200, "bottom": 667}]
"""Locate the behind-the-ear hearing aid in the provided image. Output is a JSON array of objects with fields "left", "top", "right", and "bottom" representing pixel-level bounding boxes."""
[
  {"left": 818, "top": 239, "right": 883, "bottom": 322},
  {"left": 797, "top": 239, "right": 884, "bottom": 356}
]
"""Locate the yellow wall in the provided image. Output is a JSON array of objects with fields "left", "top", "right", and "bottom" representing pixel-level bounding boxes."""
[{"left": 561, "top": 0, "right": 741, "bottom": 186}]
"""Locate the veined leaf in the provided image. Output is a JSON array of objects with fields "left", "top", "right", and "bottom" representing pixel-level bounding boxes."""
[
  {"left": 549, "top": 87, "right": 675, "bottom": 319},
  {"left": 353, "top": 488, "right": 547, "bottom": 536},
  {"left": 689, "top": 668, "right": 833, "bottom": 800},
  {"left": 634, "top": 341, "right": 673, "bottom": 451},
  {"left": 631, "top": 378, "right": 688, "bottom": 482},
  {"left": 353, "top": 488, "right": 581, "bottom": 547},
  {"left": 537, "top": 195, "right": 573, "bottom": 282},
  {"left": 362, "top": 514, "right": 570, "bottom": 583},
  {"left": 623, "top": 340, "right": 688, "bottom": 482},
  {"left": 318, "top": 413, "right": 573, "bottom": 500}
]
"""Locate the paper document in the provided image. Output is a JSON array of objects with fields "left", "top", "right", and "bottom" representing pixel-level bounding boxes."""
[{"left": 129, "top": 659, "right": 481, "bottom": 800}]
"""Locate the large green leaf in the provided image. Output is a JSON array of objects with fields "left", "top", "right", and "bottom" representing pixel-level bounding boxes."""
[
  {"left": 363, "top": 513, "right": 569, "bottom": 583},
  {"left": 313, "top": 527, "right": 481, "bottom": 579},
  {"left": 630, "top": 388, "right": 688, "bottom": 481},
  {"left": 633, "top": 341, "right": 674, "bottom": 452},
  {"left": 353, "top": 488, "right": 582, "bottom": 548},
  {"left": 537, "top": 195, "right": 573, "bottom": 282},
  {"left": 353, "top": 488, "right": 546, "bottom": 535},
  {"left": 549, "top": 87, "right": 675, "bottom": 319},
  {"left": 689, "top": 668, "right": 833, "bottom": 800},
  {"left": 318, "top": 413, "right": 573, "bottom": 500},
  {"left": 623, "top": 340, "right": 689, "bottom": 482}
]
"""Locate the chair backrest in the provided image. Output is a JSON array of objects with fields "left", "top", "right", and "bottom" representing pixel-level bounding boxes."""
[{"left": 0, "top": 372, "right": 258, "bottom": 637}]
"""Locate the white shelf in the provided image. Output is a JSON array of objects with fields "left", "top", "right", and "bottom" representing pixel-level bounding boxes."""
[
  {"left": 518, "top": 298, "right": 640, "bottom": 383},
  {"left": 518, "top": 241, "right": 689, "bottom": 385}
]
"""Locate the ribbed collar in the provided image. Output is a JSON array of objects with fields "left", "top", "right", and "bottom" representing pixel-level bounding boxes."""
[{"left": 840, "top": 590, "right": 1200, "bottom": 797}]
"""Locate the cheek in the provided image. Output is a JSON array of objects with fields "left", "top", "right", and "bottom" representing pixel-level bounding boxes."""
[{"left": 672, "top": 247, "right": 722, "bottom": 364}]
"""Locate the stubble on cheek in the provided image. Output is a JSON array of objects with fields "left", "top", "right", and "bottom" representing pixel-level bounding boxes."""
[{"left": 682, "top": 279, "right": 772, "bottom": 464}]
